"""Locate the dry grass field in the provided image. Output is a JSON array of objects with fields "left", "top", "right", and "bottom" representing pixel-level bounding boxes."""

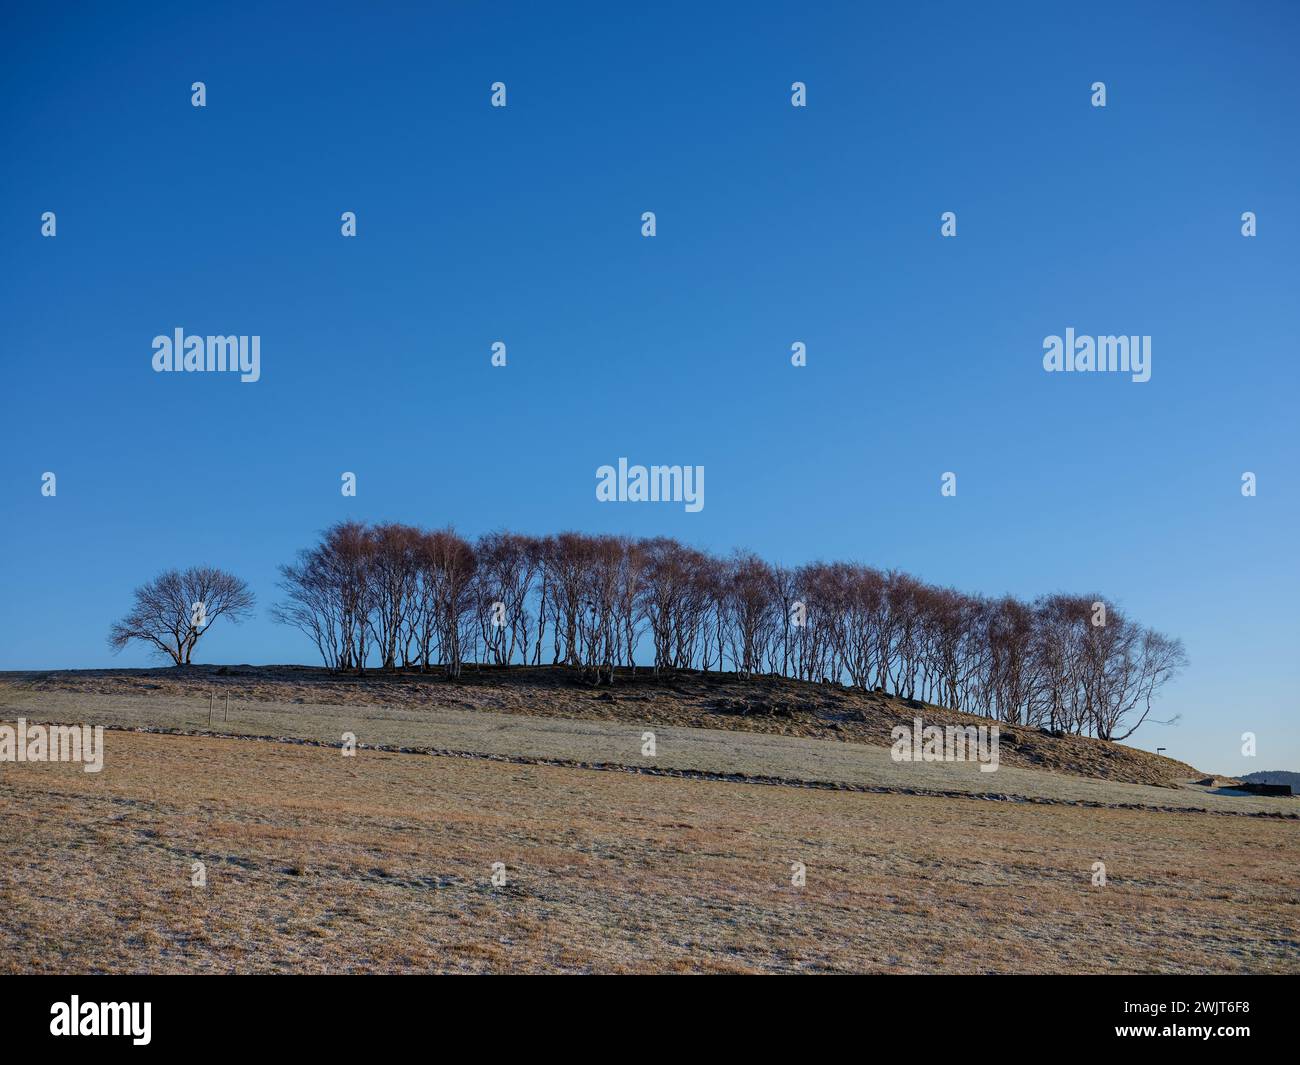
[{"left": 0, "top": 669, "right": 1296, "bottom": 974}]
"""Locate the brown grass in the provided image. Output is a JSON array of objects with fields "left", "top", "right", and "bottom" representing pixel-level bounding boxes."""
[{"left": 1, "top": 728, "right": 1296, "bottom": 974}]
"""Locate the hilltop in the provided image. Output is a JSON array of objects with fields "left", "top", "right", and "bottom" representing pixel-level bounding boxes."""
[{"left": 2, "top": 663, "right": 1200, "bottom": 789}]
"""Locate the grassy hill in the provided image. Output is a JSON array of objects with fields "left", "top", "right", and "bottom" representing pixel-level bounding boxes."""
[{"left": 2, "top": 663, "right": 1203, "bottom": 787}]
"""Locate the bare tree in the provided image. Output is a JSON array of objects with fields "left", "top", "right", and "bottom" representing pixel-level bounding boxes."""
[
  {"left": 367, "top": 523, "right": 420, "bottom": 670},
  {"left": 273, "top": 552, "right": 344, "bottom": 671},
  {"left": 721, "top": 552, "right": 778, "bottom": 678},
  {"left": 110, "top": 566, "right": 255, "bottom": 665},
  {"left": 418, "top": 528, "right": 477, "bottom": 678}
]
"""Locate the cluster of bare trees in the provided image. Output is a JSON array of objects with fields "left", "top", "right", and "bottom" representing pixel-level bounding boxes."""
[
  {"left": 273, "top": 522, "right": 1186, "bottom": 741},
  {"left": 271, "top": 522, "right": 477, "bottom": 677}
]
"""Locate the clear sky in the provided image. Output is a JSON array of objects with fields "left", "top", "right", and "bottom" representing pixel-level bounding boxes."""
[{"left": 2, "top": 2, "right": 1296, "bottom": 776}]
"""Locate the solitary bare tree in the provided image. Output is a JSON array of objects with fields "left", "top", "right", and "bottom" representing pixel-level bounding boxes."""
[{"left": 109, "top": 566, "right": 255, "bottom": 665}]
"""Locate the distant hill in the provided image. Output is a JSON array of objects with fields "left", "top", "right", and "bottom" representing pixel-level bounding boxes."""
[{"left": 1240, "top": 770, "right": 1300, "bottom": 788}]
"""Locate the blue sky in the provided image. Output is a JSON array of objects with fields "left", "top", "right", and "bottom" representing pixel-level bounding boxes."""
[{"left": 2, "top": 1, "right": 1296, "bottom": 775}]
